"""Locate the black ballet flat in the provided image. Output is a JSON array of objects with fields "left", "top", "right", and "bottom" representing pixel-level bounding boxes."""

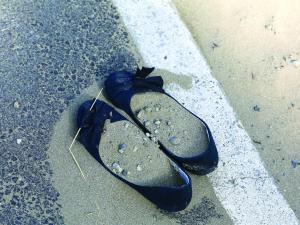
[
  {"left": 104, "top": 67, "right": 219, "bottom": 175},
  {"left": 77, "top": 99, "right": 192, "bottom": 212}
]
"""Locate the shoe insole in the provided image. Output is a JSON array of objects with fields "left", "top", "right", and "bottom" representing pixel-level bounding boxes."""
[
  {"left": 130, "top": 92, "right": 208, "bottom": 158},
  {"left": 99, "top": 120, "right": 183, "bottom": 186}
]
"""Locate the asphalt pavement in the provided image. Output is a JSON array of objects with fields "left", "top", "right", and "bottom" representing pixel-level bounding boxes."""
[{"left": 0, "top": 0, "right": 138, "bottom": 224}]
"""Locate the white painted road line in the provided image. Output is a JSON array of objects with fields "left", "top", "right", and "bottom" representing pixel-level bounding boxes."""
[{"left": 113, "top": 0, "right": 299, "bottom": 224}]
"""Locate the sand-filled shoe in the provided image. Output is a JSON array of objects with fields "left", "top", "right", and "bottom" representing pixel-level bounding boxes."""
[
  {"left": 104, "top": 67, "right": 219, "bottom": 175},
  {"left": 77, "top": 99, "right": 192, "bottom": 212}
]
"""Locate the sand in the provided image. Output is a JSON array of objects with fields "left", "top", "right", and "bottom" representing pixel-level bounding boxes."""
[
  {"left": 100, "top": 120, "right": 181, "bottom": 186},
  {"left": 131, "top": 92, "right": 208, "bottom": 157},
  {"left": 173, "top": 0, "right": 300, "bottom": 218},
  {"left": 48, "top": 81, "right": 233, "bottom": 225}
]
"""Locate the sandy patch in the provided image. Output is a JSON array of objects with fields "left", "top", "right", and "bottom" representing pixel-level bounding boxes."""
[{"left": 48, "top": 78, "right": 232, "bottom": 224}]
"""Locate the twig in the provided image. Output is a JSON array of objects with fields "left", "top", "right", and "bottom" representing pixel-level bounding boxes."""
[{"left": 68, "top": 88, "right": 103, "bottom": 223}]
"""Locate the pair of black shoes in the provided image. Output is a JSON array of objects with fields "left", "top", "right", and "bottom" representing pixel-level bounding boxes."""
[{"left": 77, "top": 67, "right": 218, "bottom": 212}]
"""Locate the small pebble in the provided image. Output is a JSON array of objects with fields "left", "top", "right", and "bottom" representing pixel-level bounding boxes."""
[
  {"left": 154, "top": 129, "right": 159, "bottom": 134},
  {"left": 118, "top": 143, "right": 126, "bottom": 153},
  {"left": 123, "top": 122, "right": 129, "bottom": 129},
  {"left": 146, "top": 133, "right": 151, "bottom": 137},
  {"left": 291, "top": 160, "right": 299, "bottom": 168},
  {"left": 137, "top": 110, "right": 144, "bottom": 119},
  {"left": 155, "top": 107, "right": 160, "bottom": 112},
  {"left": 291, "top": 59, "right": 300, "bottom": 68},
  {"left": 144, "top": 107, "right": 152, "bottom": 112},
  {"left": 109, "top": 111, "right": 113, "bottom": 118},
  {"left": 13, "top": 101, "right": 20, "bottom": 109},
  {"left": 154, "top": 119, "right": 161, "bottom": 125},
  {"left": 17, "top": 139, "right": 22, "bottom": 144},
  {"left": 167, "top": 121, "right": 172, "bottom": 126},
  {"left": 112, "top": 162, "right": 123, "bottom": 173},
  {"left": 151, "top": 137, "right": 157, "bottom": 142},
  {"left": 122, "top": 169, "right": 130, "bottom": 176},
  {"left": 143, "top": 137, "right": 148, "bottom": 142},
  {"left": 253, "top": 105, "right": 260, "bottom": 112},
  {"left": 144, "top": 121, "right": 151, "bottom": 127},
  {"left": 143, "top": 142, "right": 149, "bottom": 147},
  {"left": 136, "top": 164, "right": 142, "bottom": 171},
  {"left": 169, "top": 136, "right": 181, "bottom": 145},
  {"left": 183, "top": 130, "right": 188, "bottom": 135},
  {"left": 133, "top": 146, "right": 138, "bottom": 152}
]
